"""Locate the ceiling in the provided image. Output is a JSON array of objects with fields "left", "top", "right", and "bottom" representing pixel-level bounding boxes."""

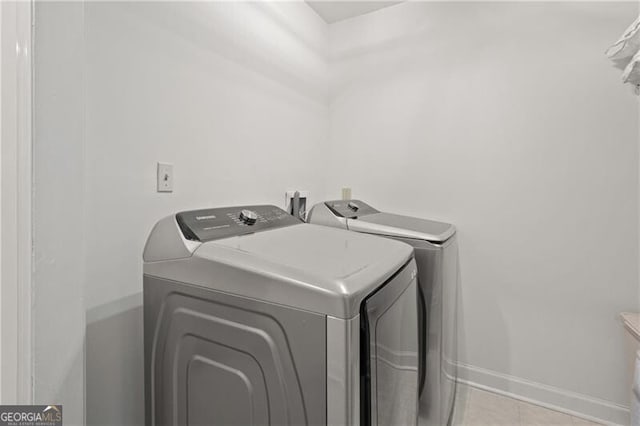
[{"left": 306, "top": 1, "right": 404, "bottom": 24}]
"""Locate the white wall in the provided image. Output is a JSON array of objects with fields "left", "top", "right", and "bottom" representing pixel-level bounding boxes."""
[
  {"left": 33, "top": 2, "right": 85, "bottom": 423},
  {"left": 327, "top": 2, "right": 639, "bottom": 423},
  {"left": 82, "top": 2, "right": 328, "bottom": 425}
]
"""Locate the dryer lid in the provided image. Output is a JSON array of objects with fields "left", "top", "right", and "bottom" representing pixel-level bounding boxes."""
[{"left": 351, "top": 212, "right": 456, "bottom": 243}]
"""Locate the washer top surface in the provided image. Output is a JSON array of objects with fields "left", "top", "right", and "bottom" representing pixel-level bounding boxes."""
[
  {"left": 201, "top": 222, "right": 412, "bottom": 290},
  {"left": 144, "top": 205, "right": 415, "bottom": 318}
]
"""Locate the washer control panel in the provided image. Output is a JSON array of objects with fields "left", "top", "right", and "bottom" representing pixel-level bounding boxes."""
[
  {"left": 176, "top": 205, "right": 301, "bottom": 242},
  {"left": 324, "top": 199, "right": 379, "bottom": 219}
]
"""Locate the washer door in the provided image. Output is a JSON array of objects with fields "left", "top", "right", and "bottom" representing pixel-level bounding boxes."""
[{"left": 361, "top": 267, "right": 419, "bottom": 426}]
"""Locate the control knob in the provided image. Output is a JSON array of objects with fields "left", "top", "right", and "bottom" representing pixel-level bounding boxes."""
[{"left": 239, "top": 209, "right": 258, "bottom": 225}]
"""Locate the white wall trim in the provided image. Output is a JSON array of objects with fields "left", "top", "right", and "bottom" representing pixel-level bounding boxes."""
[
  {"left": 1, "top": 0, "right": 33, "bottom": 405},
  {"left": 16, "top": 0, "right": 34, "bottom": 404},
  {"left": 457, "top": 362, "right": 630, "bottom": 426}
]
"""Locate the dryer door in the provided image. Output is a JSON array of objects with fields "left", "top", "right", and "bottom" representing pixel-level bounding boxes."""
[{"left": 361, "top": 262, "right": 419, "bottom": 426}]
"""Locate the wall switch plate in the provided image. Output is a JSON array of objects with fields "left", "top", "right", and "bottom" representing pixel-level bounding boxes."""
[
  {"left": 157, "top": 162, "right": 173, "bottom": 192},
  {"left": 342, "top": 187, "right": 352, "bottom": 200}
]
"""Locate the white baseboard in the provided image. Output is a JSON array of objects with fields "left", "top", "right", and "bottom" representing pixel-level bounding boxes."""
[{"left": 456, "top": 362, "right": 630, "bottom": 426}]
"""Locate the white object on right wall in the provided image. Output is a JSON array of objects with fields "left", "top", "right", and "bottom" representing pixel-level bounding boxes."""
[
  {"left": 607, "top": 15, "right": 640, "bottom": 93},
  {"left": 607, "top": 15, "right": 640, "bottom": 63},
  {"left": 622, "top": 50, "right": 640, "bottom": 94}
]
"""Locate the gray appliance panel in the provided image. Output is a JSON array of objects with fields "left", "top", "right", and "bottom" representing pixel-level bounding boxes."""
[
  {"left": 353, "top": 213, "right": 455, "bottom": 244},
  {"left": 144, "top": 276, "right": 326, "bottom": 426},
  {"left": 326, "top": 316, "right": 360, "bottom": 426},
  {"left": 392, "top": 236, "right": 459, "bottom": 426},
  {"left": 307, "top": 201, "right": 455, "bottom": 243},
  {"left": 363, "top": 278, "right": 419, "bottom": 426},
  {"left": 307, "top": 200, "right": 459, "bottom": 426},
  {"left": 176, "top": 205, "right": 300, "bottom": 242}
]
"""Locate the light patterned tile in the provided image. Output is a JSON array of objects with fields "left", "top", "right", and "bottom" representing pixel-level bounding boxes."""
[
  {"left": 570, "top": 416, "right": 603, "bottom": 425},
  {"left": 450, "top": 385, "right": 603, "bottom": 426},
  {"left": 451, "top": 386, "right": 471, "bottom": 425},
  {"left": 519, "top": 401, "right": 574, "bottom": 425},
  {"left": 459, "top": 387, "right": 520, "bottom": 425}
]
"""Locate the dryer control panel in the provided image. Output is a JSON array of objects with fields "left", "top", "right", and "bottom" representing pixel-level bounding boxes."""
[
  {"left": 176, "top": 205, "right": 301, "bottom": 242},
  {"left": 324, "top": 199, "right": 379, "bottom": 219}
]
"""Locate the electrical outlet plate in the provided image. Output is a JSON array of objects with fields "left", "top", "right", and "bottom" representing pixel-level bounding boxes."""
[
  {"left": 341, "top": 187, "right": 352, "bottom": 200},
  {"left": 157, "top": 162, "right": 173, "bottom": 192}
]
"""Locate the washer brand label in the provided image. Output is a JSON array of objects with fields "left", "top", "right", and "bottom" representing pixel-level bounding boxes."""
[
  {"left": 0, "top": 405, "right": 62, "bottom": 426},
  {"left": 195, "top": 215, "right": 216, "bottom": 221}
]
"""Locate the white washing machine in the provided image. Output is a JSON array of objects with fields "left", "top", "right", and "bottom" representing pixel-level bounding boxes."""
[
  {"left": 308, "top": 200, "right": 459, "bottom": 426},
  {"left": 143, "top": 205, "right": 420, "bottom": 425}
]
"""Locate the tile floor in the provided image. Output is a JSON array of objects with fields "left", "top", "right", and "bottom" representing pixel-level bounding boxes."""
[{"left": 451, "top": 385, "right": 603, "bottom": 426}]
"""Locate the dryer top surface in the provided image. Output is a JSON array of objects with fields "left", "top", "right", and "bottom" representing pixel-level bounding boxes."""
[{"left": 354, "top": 212, "right": 456, "bottom": 243}]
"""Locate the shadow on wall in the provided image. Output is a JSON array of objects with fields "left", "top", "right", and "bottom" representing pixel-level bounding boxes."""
[
  {"left": 455, "top": 234, "right": 511, "bottom": 388},
  {"left": 51, "top": 343, "right": 84, "bottom": 425},
  {"left": 112, "top": 2, "right": 327, "bottom": 105},
  {"left": 455, "top": 250, "right": 469, "bottom": 408},
  {"left": 86, "top": 293, "right": 144, "bottom": 426}
]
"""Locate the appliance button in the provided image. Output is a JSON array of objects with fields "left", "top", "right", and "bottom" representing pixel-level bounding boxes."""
[{"left": 347, "top": 201, "right": 360, "bottom": 212}]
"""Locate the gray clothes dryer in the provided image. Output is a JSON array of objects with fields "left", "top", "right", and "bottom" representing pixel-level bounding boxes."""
[
  {"left": 307, "top": 200, "right": 459, "bottom": 426},
  {"left": 143, "top": 205, "right": 420, "bottom": 426}
]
